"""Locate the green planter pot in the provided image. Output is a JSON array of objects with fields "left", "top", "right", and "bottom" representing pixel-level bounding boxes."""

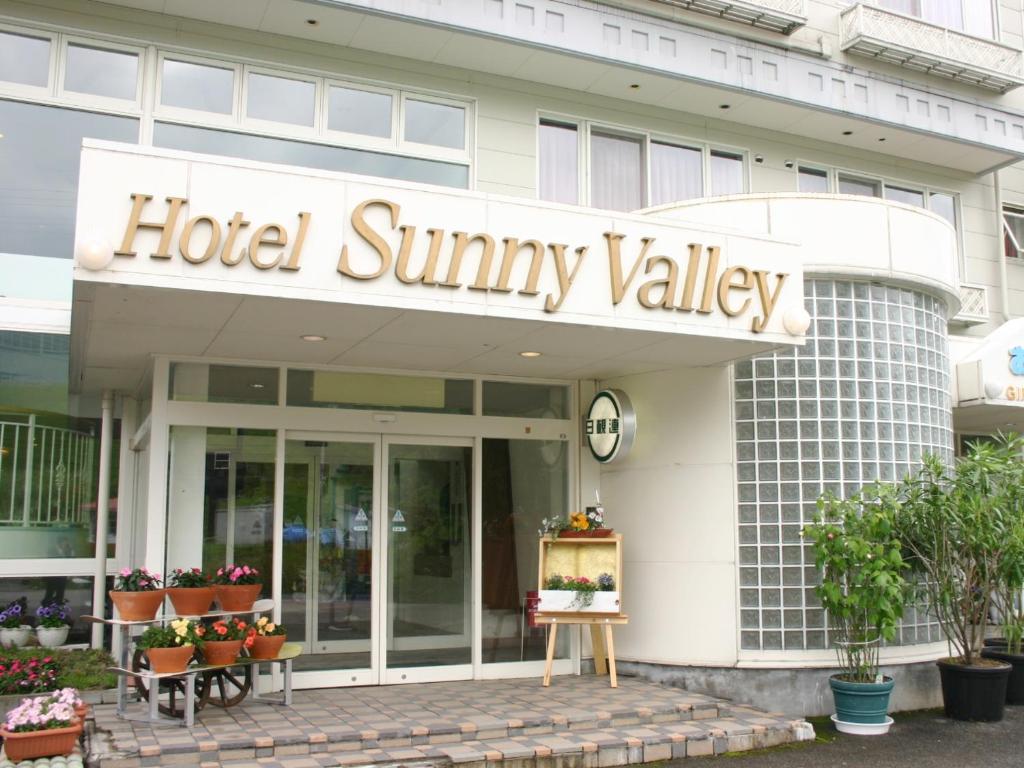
[{"left": 829, "top": 675, "right": 895, "bottom": 734}]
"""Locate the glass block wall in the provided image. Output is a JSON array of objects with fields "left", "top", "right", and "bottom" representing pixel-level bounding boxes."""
[{"left": 735, "top": 279, "right": 953, "bottom": 652}]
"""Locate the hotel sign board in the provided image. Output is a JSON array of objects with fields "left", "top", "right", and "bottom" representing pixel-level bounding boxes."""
[
  {"left": 956, "top": 318, "right": 1024, "bottom": 406},
  {"left": 74, "top": 142, "right": 805, "bottom": 343}
]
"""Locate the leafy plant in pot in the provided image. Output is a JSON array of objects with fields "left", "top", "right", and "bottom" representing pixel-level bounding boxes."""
[
  {"left": 895, "top": 440, "right": 1021, "bottom": 722},
  {"left": 0, "top": 598, "right": 32, "bottom": 649},
  {"left": 213, "top": 564, "right": 262, "bottom": 612},
  {"left": 166, "top": 568, "right": 215, "bottom": 616},
  {"left": 136, "top": 619, "right": 202, "bottom": 674},
  {"left": 248, "top": 616, "right": 287, "bottom": 659},
  {"left": 201, "top": 617, "right": 254, "bottom": 665},
  {"left": 981, "top": 448, "right": 1024, "bottom": 705},
  {"left": 803, "top": 487, "right": 908, "bottom": 735}
]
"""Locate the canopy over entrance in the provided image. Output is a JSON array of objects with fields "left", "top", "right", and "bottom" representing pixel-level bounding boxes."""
[{"left": 955, "top": 317, "right": 1024, "bottom": 434}]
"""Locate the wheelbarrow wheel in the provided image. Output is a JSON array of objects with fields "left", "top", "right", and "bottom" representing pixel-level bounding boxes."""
[
  {"left": 200, "top": 664, "right": 253, "bottom": 708},
  {"left": 130, "top": 649, "right": 211, "bottom": 718}
]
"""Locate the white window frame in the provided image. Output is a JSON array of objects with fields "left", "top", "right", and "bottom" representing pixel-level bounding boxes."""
[
  {"left": 154, "top": 50, "right": 241, "bottom": 128},
  {"left": 859, "top": 0, "right": 1001, "bottom": 42},
  {"left": 323, "top": 79, "right": 399, "bottom": 152},
  {"left": 241, "top": 63, "right": 320, "bottom": 139},
  {"left": 399, "top": 91, "right": 472, "bottom": 163},
  {"left": 0, "top": 23, "right": 57, "bottom": 99},
  {"left": 1003, "top": 205, "right": 1024, "bottom": 259},
  {"left": 538, "top": 112, "right": 749, "bottom": 210},
  {"left": 58, "top": 34, "right": 145, "bottom": 111}
]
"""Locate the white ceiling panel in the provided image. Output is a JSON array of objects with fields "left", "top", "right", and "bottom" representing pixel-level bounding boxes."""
[
  {"left": 162, "top": 0, "right": 270, "bottom": 29},
  {"left": 259, "top": 0, "right": 365, "bottom": 47},
  {"left": 364, "top": 312, "right": 541, "bottom": 349},
  {"left": 333, "top": 340, "right": 479, "bottom": 369},
  {"left": 222, "top": 296, "right": 402, "bottom": 337},
  {"left": 348, "top": 14, "right": 453, "bottom": 62},
  {"left": 203, "top": 330, "right": 358, "bottom": 363}
]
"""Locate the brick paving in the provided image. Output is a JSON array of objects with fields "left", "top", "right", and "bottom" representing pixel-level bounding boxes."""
[{"left": 85, "top": 677, "right": 814, "bottom": 768}]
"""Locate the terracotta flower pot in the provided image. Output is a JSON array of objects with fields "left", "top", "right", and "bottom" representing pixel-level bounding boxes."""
[
  {"left": 109, "top": 589, "right": 166, "bottom": 621},
  {"left": 74, "top": 703, "right": 89, "bottom": 721},
  {"left": 249, "top": 634, "right": 286, "bottom": 660},
  {"left": 146, "top": 644, "right": 195, "bottom": 674},
  {"left": 214, "top": 584, "right": 262, "bottom": 612},
  {"left": 166, "top": 586, "right": 215, "bottom": 616},
  {"left": 0, "top": 721, "right": 81, "bottom": 761},
  {"left": 558, "top": 529, "right": 614, "bottom": 538},
  {"left": 203, "top": 639, "right": 243, "bottom": 666}
]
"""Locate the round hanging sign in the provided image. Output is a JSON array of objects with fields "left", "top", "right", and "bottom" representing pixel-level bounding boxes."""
[{"left": 585, "top": 389, "right": 636, "bottom": 463}]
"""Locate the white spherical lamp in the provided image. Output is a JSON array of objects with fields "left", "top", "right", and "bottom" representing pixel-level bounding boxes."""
[
  {"left": 76, "top": 238, "right": 114, "bottom": 271},
  {"left": 985, "top": 381, "right": 1004, "bottom": 400},
  {"left": 782, "top": 307, "right": 812, "bottom": 337}
]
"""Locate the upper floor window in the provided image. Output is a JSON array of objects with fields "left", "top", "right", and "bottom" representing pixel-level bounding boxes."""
[
  {"left": 0, "top": 30, "right": 50, "bottom": 88},
  {"left": 539, "top": 117, "right": 745, "bottom": 212},
  {"left": 1004, "top": 205, "right": 1024, "bottom": 259},
  {"left": 798, "top": 165, "right": 957, "bottom": 231},
  {"left": 871, "top": 1, "right": 995, "bottom": 39}
]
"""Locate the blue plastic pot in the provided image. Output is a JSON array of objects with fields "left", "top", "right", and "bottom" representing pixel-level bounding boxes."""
[{"left": 829, "top": 675, "right": 894, "bottom": 724}]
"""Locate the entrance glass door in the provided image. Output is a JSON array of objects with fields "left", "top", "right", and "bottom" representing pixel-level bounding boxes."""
[
  {"left": 382, "top": 439, "right": 473, "bottom": 683},
  {"left": 283, "top": 438, "right": 378, "bottom": 683}
]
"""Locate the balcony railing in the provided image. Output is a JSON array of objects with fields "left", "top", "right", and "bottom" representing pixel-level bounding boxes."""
[
  {"left": 840, "top": 3, "right": 1024, "bottom": 92},
  {"left": 952, "top": 283, "right": 989, "bottom": 326},
  {"left": 650, "top": 0, "right": 806, "bottom": 35},
  {"left": 0, "top": 416, "right": 95, "bottom": 526}
]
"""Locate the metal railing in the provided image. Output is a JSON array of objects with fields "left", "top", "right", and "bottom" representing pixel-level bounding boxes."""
[
  {"left": 840, "top": 3, "right": 1024, "bottom": 92},
  {"left": 649, "top": 0, "right": 806, "bottom": 34},
  {"left": 0, "top": 416, "right": 96, "bottom": 526}
]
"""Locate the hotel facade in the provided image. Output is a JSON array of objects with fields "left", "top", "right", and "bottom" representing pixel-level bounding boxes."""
[{"left": 3, "top": 0, "right": 1024, "bottom": 715}]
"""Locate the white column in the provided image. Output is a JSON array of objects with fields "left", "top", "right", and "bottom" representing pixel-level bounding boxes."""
[{"left": 91, "top": 391, "right": 114, "bottom": 649}]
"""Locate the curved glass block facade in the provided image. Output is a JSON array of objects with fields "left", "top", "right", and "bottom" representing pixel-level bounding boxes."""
[{"left": 735, "top": 279, "right": 953, "bottom": 652}]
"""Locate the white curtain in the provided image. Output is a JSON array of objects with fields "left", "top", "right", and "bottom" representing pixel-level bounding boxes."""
[
  {"left": 591, "top": 132, "right": 643, "bottom": 212},
  {"left": 650, "top": 142, "right": 702, "bottom": 206},
  {"left": 922, "top": 0, "right": 963, "bottom": 31},
  {"left": 964, "top": 1, "right": 994, "bottom": 37},
  {"left": 878, "top": 0, "right": 920, "bottom": 15},
  {"left": 538, "top": 122, "right": 579, "bottom": 205},
  {"left": 709, "top": 152, "right": 743, "bottom": 196}
]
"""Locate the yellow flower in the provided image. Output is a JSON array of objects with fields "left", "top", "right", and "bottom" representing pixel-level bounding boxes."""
[
  {"left": 257, "top": 617, "right": 268, "bottom": 627},
  {"left": 265, "top": 623, "right": 276, "bottom": 633},
  {"left": 571, "top": 512, "right": 589, "bottom": 531}
]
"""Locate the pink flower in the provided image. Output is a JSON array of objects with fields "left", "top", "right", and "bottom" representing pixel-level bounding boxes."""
[{"left": 119, "top": 567, "right": 131, "bottom": 577}]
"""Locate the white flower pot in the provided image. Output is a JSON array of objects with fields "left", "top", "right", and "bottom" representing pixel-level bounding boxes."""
[
  {"left": 0, "top": 626, "right": 32, "bottom": 649},
  {"left": 539, "top": 590, "right": 620, "bottom": 613},
  {"left": 36, "top": 625, "right": 70, "bottom": 648}
]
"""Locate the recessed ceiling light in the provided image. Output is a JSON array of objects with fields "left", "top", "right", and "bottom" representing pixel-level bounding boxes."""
[
  {"left": 842, "top": 130, "right": 853, "bottom": 136},
  {"left": 0, "top": 133, "right": 5, "bottom": 139},
  {"left": 301, "top": 334, "right": 326, "bottom": 342},
  {"left": 629, "top": 83, "right": 640, "bottom": 89},
  {"left": 306, "top": 18, "right": 319, "bottom": 26},
  {"left": 519, "top": 351, "right": 542, "bottom": 358},
  {"left": 250, "top": 383, "right": 265, "bottom": 390},
  {"left": 719, "top": 104, "right": 730, "bottom": 110},
  {"left": 878, "top": 137, "right": 886, "bottom": 142}
]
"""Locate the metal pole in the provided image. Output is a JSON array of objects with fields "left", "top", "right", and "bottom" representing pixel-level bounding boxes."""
[
  {"left": 995, "top": 170, "right": 1012, "bottom": 322},
  {"left": 22, "top": 414, "right": 35, "bottom": 525},
  {"left": 91, "top": 391, "right": 114, "bottom": 649}
]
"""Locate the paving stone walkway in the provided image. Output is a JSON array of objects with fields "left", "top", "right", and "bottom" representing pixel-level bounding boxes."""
[{"left": 85, "top": 677, "right": 814, "bottom": 768}]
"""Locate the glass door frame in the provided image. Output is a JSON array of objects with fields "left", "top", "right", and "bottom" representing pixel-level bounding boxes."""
[
  {"left": 381, "top": 435, "right": 475, "bottom": 684},
  {"left": 285, "top": 431, "right": 382, "bottom": 688}
]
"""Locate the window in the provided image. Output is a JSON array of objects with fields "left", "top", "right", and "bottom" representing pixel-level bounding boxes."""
[
  {"left": 153, "top": 121, "right": 469, "bottom": 188},
  {"left": 328, "top": 85, "right": 392, "bottom": 138},
  {"left": 246, "top": 71, "right": 315, "bottom": 127},
  {"left": 797, "top": 167, "right": 828, "bottom": 194},
  {"left": 885, "top": 186, "right": 925, "bottom": 208},
  {"left": 930, "top": 192, "right": 956, "bottom": 228},
  {"left": 650, "top": 142, "right": 702, "bottom": 205},
  {"left": 404, "top": 98, "right": 465, "bottom": 150},
  {"left": 538, "top": 116, "right": 745, "bottom": 211},
  {"left": 538, "top": 120, "right": 579, "bottom": 205},
  {"left": 0, "top": 30, "right": 50, "bottom": 88},
  {"left": 64, "top": 43, "right": 138, "bottom": 101},
  {"left": 873, "top": 0, "right": 994, "bottom": 38},
  {"left": 710, "top": 151, "right": 743, "bottom": 196},
  {"left": 0, "top": 99, "right": 139, "bottom": 259},
  {"left": 1004, "top": 206, "right": 1024, "bottom": 259},
  {"left": 591, "top": 131, "right": 644, "bottom": 212},
  {"left": 160, "top": 57, "right": 235, "bottom": 114},
  {"left": 838, "top": 174, "right": 881, "bottom": 198}
]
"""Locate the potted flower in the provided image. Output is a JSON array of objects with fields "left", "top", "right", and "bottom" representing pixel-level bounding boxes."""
[
  {"left": 539, "top": 573, "right": 618, "bottom": 612},
  {"left": 0, "top": 691, "right": 81, "bottom": 761},
  {"left": 803, "top": 487, "right": 908, "bottom": 735},
  {"left": 52, "top": 686, "right": 87, "bottom": 721},
  {"left": 166, "top": 568, "right": 215, "bottom": 616},
  {"left": 248, "top": 616, "right": 287, "bottom": 660},
  {"left": 540, "top": 507, "right": 612, "bottom": 539},
  {"left": 136, "top": 619, "right": 203, "bottom": 674},
  {"left": 109, "top": 566, "right": 165, "bottom": 621},
  {"left": 213, "top": 564, "right": 262, "bottom": 612},
  {"left": 201, "top": 617, "right": 254, "bottom": 665},
  {"left": 35, "top": 600, "right": 72, "bottom": 648},
  {"left": 896, "top": 440, "right": 1020, "bottom": 722},
  {"left": 0, "top": 599, "right": 32, "bottom": 649}
]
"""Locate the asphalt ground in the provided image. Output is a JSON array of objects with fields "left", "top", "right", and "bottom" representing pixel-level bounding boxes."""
[{"left": 679, "top": 707, "right": 1024, "bottom": 767}]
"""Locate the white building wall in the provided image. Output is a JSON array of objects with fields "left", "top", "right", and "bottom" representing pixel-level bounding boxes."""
[{"left": 596, "top": 368, "right": 738, "bottom": 666}]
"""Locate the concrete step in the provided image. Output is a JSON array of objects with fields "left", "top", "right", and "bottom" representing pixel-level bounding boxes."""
[{"left": 212, "top": 716, "right": 815, "bottom": 768}]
